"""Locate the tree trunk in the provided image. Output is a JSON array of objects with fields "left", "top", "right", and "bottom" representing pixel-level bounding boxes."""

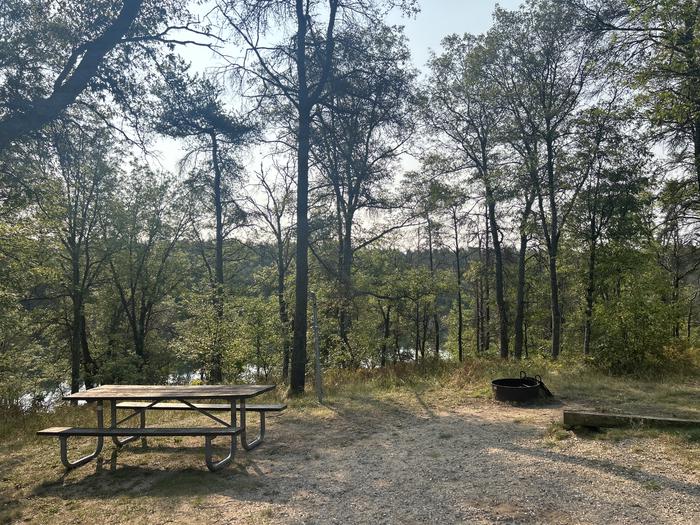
[
  {"left": 70, "top": 249, "right": 81, "bottom": 395},
  {"left": 688, "top": 293, "right": 696, "bottom": 339},
  {"left": 414, "top": 300, "right": 420, "bottom": 363},
  {"left": 483, "top": 209, "right": 491, "bottom": 353},
  {"left": 291, "top": 106, "right": 311, "bottom": 393},
  {"left": 475, "top": 231, "right": 483, "bottom": 354},
  {"left": 277, "top": 238, "right": 290, "bottom": 384},
  {"left": 338, "top": 216, "right": 353, "bottom": 353},
  {"left": 549, "top": 251, "right": 562, "bottom": 359},
  {"left": 514, "top": 191, "right": 534, "bottom": 360},
  {"left": 393, "top": 306, "right": 400, "bottom": 363},
  {"left": 380, "top": 304, "right": 391, "bottom": 367},
  {"left": 514, "top": 233, "right": 528, "bottom": 360},
  {"left": 692, "top": 102, "right": 700, "bottom": 194},
  {"left": 453, "top": 210, "right": 463, "bottom": 362},
  {"left": 70, "top": 297, "right": 81, "bottom": 395},
  {"left": 673, "top": 273, "right": 681, "bottom": 338},
  {"left": 486, "top": 197, "right": 508, "bottom": 359},
  {"left": 210, "top": 133, "right": 224, "bottom": 383},
  {"left": 80, "top": 313, "right": 95, "bottom": 389},
  {"left": 421, "top": 303, "right": 429, "bottom": 360},
  {"left": 545, "top": 136, "right": 562, "bottom": 359},
  {"left": 426, "top": 215, "right": 440, "bottom": 358},
  {"left": 290, "top": 0, "right": 338, "bottom": 393},
  {"left": 583, "top": 239, "right": 596, "bottom": 356}
]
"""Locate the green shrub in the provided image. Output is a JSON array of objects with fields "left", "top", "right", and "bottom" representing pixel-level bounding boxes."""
[{"left": 591, "top": 271, "right": 691, "bottom": 375}]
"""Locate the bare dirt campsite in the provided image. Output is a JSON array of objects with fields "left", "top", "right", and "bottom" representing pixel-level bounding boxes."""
[{"left": 2, "top": 367, "right": 699, "bottom": 525}]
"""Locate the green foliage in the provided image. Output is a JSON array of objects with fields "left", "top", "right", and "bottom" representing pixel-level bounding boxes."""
[
  {"left": 3, "top": 0, "right": 700, "bottom": 407},
  {"left": 173, "top": 293, "right": 283, "bottom": 382},
  {"left": 591, "top": 265, "right": 686, "bottom": 375}
]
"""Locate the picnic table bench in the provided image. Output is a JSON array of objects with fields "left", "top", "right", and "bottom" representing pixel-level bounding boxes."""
[{"left": 37, "top": 384, "right": 286, "bottom": 472}]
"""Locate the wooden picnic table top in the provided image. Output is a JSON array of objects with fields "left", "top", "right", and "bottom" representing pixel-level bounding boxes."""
[{"left": 63, "top": 384, "right": 276, "bottom": 401}]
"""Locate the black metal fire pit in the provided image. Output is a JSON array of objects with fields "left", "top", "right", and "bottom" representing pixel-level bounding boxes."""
[{"left": 492, "top": 371, "right": 553, "bottom": 402}]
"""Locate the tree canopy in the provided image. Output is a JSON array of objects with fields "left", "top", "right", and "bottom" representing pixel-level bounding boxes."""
[{"left": 2, "top": 0, "right": 700, "bottom": 407}]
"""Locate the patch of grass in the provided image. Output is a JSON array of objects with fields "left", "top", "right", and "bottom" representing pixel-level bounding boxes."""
[
  {"left": 553, "top": 430, "right": 571, "bottom": 441},
  {"left": 544, "top": 422, "right": 572, "bottom": 442},
  {"left": 642, "top": 480, "right": 662, "bottom": 492},
  {"left": 677, "top": 427, "right": 700, "bottom": 443},
  {"left": 306, "top": 356, "right": 700, "bottom": 421},
  {"left": 0, "top": 495, "right": 21, "bottom": 525}
]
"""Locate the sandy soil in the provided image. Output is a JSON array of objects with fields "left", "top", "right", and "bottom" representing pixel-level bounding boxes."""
[{"left": 2, "top": 392, "right": 699, "bottom": 524}]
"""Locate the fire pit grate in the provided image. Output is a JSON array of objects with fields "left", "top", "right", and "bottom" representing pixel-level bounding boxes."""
[{"left": 492, "top": 371, "right": 554, "bottom": 402}]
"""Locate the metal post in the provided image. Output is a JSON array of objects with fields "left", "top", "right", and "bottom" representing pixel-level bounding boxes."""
[{"left": 311, "top": 291, "right": 323, "bottom": 403}]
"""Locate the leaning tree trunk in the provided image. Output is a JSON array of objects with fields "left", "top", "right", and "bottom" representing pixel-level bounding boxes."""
[{"left": 0, "top": 0, "right": 145, "bottom": 151}]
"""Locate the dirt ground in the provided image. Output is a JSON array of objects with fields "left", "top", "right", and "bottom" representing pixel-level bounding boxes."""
[{"left": 1, "top": 391, "right": 699, "bottom": 524}]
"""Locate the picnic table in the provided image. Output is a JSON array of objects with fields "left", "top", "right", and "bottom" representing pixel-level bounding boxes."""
[{"left": 37, "top": 384, "right": 286, "bottom": 472}]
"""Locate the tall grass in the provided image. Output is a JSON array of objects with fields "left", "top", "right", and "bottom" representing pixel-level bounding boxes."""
[{"left": 315, "top": 354, "right": 700, "bottom": 417}]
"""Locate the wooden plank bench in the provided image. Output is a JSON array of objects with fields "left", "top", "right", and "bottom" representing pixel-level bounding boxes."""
[
  {"left": 37, "top": 426, "right": 243, "bottom": 437},
  {"left": 563, "top": 410, "right": 700, "bottom": 429},
  {"left": 115, "top": 401, "right": 286, "bottom": 451},
  {"left": 37, "top": 426, "right": 241, "bottom": 471}
]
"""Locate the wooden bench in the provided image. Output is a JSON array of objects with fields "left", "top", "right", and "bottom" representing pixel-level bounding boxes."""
[{"left": 37, "top": 425, "right": 241, "bottom": 472}]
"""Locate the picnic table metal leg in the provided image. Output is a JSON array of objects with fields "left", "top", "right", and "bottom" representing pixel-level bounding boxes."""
[
  {"left": 240, "top": 399, "right": 265, "bottom": 451},
  {"left": 110, "top": 401, "right": 143, "bottom": 448},
  {"left": 204, "top": 399, "right": 237, "bottom": 472},
  {"left": 59, "top": 400, "right": 104, "bottom": 469},
  {"left": 140, "top": 410, "right": 147, "bottom": 447}
]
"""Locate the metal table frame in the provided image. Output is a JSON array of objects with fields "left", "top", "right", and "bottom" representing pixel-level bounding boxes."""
[{"left": 58, "top": 385, "right": 274, "bottom": 471}]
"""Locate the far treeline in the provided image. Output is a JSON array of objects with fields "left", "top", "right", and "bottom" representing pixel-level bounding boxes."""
[{"left": 1, "top": 0, "right": 699, "bottom": 407}]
